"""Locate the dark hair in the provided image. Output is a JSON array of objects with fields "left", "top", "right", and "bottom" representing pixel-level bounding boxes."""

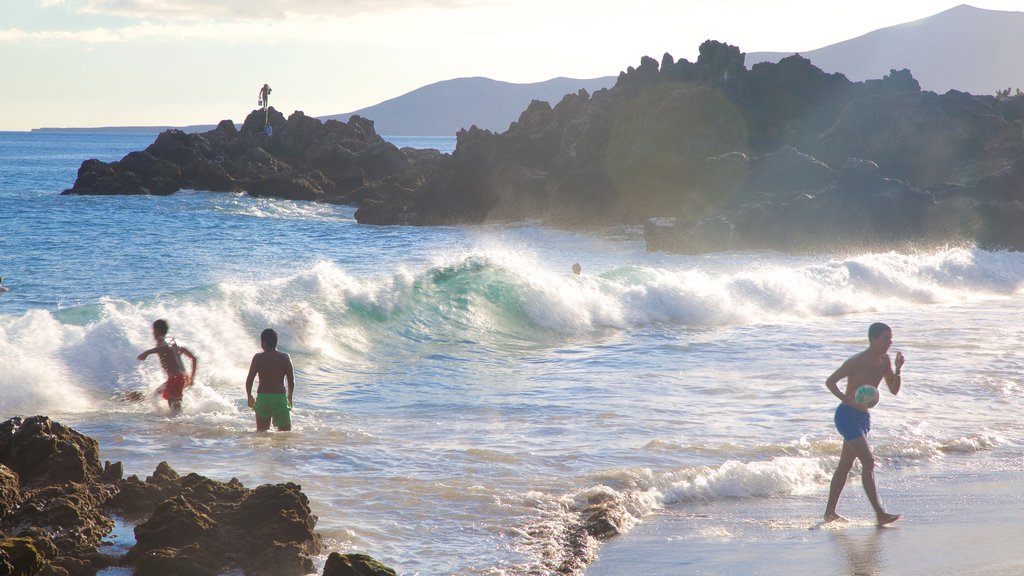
[
  {"left": 868, "top": 322, "right": 891, "bottom": 340},
  {"left": 153, "top": 319, "right": 169, "bottom": 336},
  {"left": 261, "top": 328, "right": 278, "bottom": 349}
]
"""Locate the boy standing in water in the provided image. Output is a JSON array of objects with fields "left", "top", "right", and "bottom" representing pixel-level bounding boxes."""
[
  {"left": 824, "top": 322, "right": 904, "bottom": 525},
  {"left": 138, "top": 319, "right": 197, "bottom": 414},
  {"left": 245, "top": 328, "right": 295, "bottom": 432}
]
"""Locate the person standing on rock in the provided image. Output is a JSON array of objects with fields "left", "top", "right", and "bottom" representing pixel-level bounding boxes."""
[
  {"left": 259, "top": 83, "right": 272, "bottom": 110},
  {"left": 138, "top": 319, "right": 197, "bottom": 415},
  {"left": 245, "top": 328, "right": 295, "bottom": 432}
]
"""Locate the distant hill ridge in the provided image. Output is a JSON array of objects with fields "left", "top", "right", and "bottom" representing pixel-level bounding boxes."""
[
  {"left": 321, "top": 76, "right": 616, "bottom": 136},
  {"left": 34, "top": 5, "right": 1024, "bottom": 134},
  {"left": 745, "top": 4, "right": 1024, "bottom": 95}
]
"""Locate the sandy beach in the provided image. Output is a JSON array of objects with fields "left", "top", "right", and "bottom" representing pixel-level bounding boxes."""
[{"left": 587, "top": 467, "right": 1024, "bottom": 575}]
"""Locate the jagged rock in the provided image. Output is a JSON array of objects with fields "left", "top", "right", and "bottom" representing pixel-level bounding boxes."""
[
  {"left": 184, "top": 159, "right": 236, "bottom": 192},
  {"left": 61, "top": 109, "right": 440, "bottom": 208},
  {"left": 351, "top": 182, "right": 417, "bottom": 223},
  {"left": 0, "top": 537, "right": 43, "bottom": 576},
  {"left": 0, "top": 419, "right": 333, "bottom": 576},
  {"left": 0, "top": 416, "right": 102, "bottom": 487},
  {"left": 56, "top": 39, "right": 1024, "bottom": 253},
  {"left": 15, "top": 482, "right": 115, "bottom": 555},
  {"left": 125, "top": 464, "right": 321, "bottom": 576},
  {"left": 100, "top": 460, "right": 123, "bottom": 484},
  {"left": 748, "top": 146, "right": 836, "bottom": 195},
  {"left": 0, "top": 465, "right": 20, "bottom": 517},
  {"left": 350, "top": 42, "right": 1024, "bottom": 253},
  {"left": 131, "top": 495, "right": 218, "bottom": 555},
  {"left": 107, "top": 462, "right": 180, "bottom": 515},
  {"left": 839, "top": 157, "right": 882, "bottom": 186},
  {"left": 322, "top": 552, "right": 397, "bottom": 576},
  {"left": 116, "top": 151, "right": 183, "bottom": 195},
  {"left": 245, "top": 173, "right": 326, "bottom": 201},
  {"left": 145, "top": 129, "right": 209, "bottom": 167},
  {"left": 133, "top": 543, "right": 219, "bottom": 576},
  {"left": 0, "top": 550, "right": 11, "bottom": 576}
]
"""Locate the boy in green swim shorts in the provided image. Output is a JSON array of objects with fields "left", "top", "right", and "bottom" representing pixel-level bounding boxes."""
[{"left": 245, "top": 328, "right": 295, "bottom": 431}]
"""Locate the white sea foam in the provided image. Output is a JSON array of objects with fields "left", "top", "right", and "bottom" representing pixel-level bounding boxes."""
[
  {"left": 0, "top": 310, "right": 92, "bottom": 413},
  {"left": 4, "top": 246, "right": 1023, "bottom": 419}
]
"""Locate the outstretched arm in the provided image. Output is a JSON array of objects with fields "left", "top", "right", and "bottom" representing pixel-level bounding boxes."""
[{"left": 137, "top": 345, "right": 160, "bottom": 361}]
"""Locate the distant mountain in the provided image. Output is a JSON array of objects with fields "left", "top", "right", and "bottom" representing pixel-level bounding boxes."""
[
  {"left": 745, "top": 4, "right": 1024, "bottom": 96},
  {"left": 320, "top": 76, "right": 616, "bottom": 136},
  {"left": 38, "top": 5, "right": 1024, "bottom": 134}
]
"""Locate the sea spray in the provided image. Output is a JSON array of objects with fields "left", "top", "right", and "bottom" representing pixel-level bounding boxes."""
[
  {"left": 0, "top": 310, "right": 92, "bottom": 413},
  {"left": 5, "top": 247, "right": 1024, "bottom": 417}
]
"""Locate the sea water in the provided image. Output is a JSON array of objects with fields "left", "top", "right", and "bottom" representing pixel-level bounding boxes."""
[{"left": 1, "top": 131, "right": 1023, "bottom": 575}]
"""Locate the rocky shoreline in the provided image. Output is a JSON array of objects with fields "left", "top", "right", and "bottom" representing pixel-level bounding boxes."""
[
  {"left": 61, "top": 41, "right": 1024, "bottom": 254},
  {"left": 0, "top": 416, "right": 395, "bottom": 576}
]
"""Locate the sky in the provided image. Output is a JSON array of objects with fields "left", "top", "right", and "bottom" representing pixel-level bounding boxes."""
[{"left": 2, "top": 1, "right": 1022, "bottom": 131}]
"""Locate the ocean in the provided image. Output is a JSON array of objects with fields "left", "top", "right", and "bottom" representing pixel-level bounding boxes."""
[{"left": 2, "top": 131, "right": 1023, "bottom": 575}]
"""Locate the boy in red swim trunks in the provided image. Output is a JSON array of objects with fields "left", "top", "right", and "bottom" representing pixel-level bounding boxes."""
[
  {"left": 824, "top": 322, "right": 904, "bottom": 526},
  {"left": 245, "top": 328, "right": 295, "bottom": 431},
  {"left": 138, "top": 319, "right": 198, "bottom": 414}
]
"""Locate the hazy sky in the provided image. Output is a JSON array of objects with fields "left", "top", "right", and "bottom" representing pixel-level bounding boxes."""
[{"left": 2, "top": 1, "right": 1021, "bottom": 131}]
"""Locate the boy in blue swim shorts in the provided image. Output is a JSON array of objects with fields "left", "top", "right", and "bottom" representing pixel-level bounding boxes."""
[
  {"left": 823, "top": 322, "right": 905, "bottom": 526},
  {"left": 245, "top": 328, "right": 295, "bottom": 431}
]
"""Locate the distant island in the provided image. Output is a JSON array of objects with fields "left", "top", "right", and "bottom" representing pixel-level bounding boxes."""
[{"left": 33, "top": 124, "right": 223, "bottom": 134}]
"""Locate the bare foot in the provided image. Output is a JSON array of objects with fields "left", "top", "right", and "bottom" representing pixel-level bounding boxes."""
[
  {"left": 824, "top": 512, "right": 849, "bottom": 524},
  {"left": 877, "top": 512, "right": 901, "bottom": 526}
]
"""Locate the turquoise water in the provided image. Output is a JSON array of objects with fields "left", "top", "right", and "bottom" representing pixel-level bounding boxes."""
[{"left": 2, "top": 132, "right": 1023, "bottom": 575}]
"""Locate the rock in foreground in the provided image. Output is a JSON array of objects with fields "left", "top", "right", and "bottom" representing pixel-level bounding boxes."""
[{"left": 0, "top": 416, "right": 395, "bottom": 576}]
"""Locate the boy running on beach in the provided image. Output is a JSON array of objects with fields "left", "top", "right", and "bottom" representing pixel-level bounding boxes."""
[
  {"left": 138, "top": 319, "right": 197, "bottom": 414},
  {"left": 245, "top": 328, "right": 295, "bottom": 432},
  {"left": 824, "top": 322, "right": 904, "bottom": 525}
]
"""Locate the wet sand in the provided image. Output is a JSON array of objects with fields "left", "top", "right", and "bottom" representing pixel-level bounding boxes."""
[{"left": 587, "top": 468, "right": 1024, "bottom": 575}]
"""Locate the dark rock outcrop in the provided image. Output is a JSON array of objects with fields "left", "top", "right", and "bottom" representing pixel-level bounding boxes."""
[
  {"left": 59, "top": 40, "right": 1024, "bottom": 253},
  {"left": 0, "top": 416, "right": 396, "bottom": 576},
  {"left": 0, "top": 414, "right": 103, "bottom": 488},
  {"left": 322, "top": 552, "right": 398, "bottom": 576},
  {"left": 353, "top": 41, "right": 1024, "bottom": 253},
  {"left": 62, "top": 109, "right": 441, "bottom": 210}
]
